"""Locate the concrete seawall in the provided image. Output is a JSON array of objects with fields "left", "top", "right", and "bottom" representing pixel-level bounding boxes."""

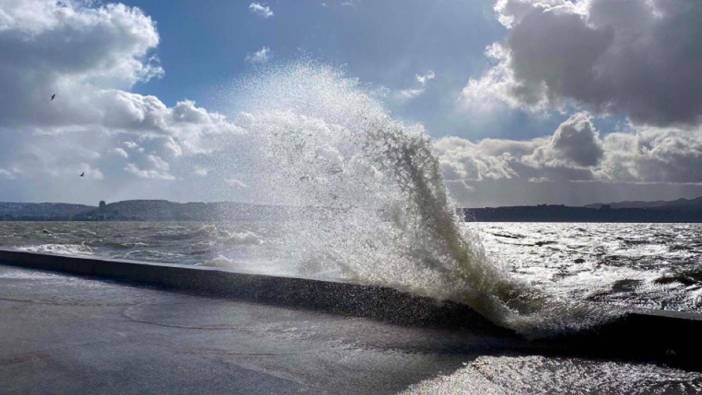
[
  {"left": 2, "top": 248, "right": 702, "bottom": 371},
  {"left": 0, "top": 248, "right": 505, "bottom": 333}
]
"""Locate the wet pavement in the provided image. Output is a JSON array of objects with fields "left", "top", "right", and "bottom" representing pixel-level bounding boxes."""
[
  {"left": 3, "top": 262, "right": 702, "bottom": 394},
  {"left": 0, "top": 264, "right": 521, "bottom": 394}
]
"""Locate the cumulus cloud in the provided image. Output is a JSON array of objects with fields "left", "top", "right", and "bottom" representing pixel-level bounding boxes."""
[
  {"left": 125, "top": 155, "right": 174, "bottom": 180},
  {"left": 0, "top": 1, "right": 162, "bottom": 128},
  {"left": 597, "top": 127, "right": 702, "bottom": 184},
  {"left": 41, "top": 160, "right": 105, "bottom": 180},
  {"left": 434, "top": 112, "right": 702, "bottom": 188},
  {"left": 245, "top": 46, "right": 272, "bottom": 64},
  {"left": 248, "top": 2, "right": 273, "bottom": 18},
  {"left": 464, "top": 0, "right": 702, "bottom": 127},
  {"left": 0, "top": 0, "right": 242, "bottom": 192},
  {"left": 527, "top": 112, "right": 603, "bottom": 167}
]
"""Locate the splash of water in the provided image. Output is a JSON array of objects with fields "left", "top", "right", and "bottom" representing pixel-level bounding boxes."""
[{"left": 225, "top": 63, "right": 615, "bottom": 335}]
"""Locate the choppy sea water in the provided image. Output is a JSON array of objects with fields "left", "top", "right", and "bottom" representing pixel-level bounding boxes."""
[
  {"left": 477, "top": 222, "right": 702, "bottom": 313},
  {"left": 403, "top": 355, "right": 702, "bottom": 394},
  {"left": 2, "top": 221, "right": 701, "bottom": 314}
]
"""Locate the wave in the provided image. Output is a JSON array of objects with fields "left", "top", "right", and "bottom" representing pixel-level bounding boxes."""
[
  {"left": 215, "top": 229, "right": 263, "bottom": 246},
  {"left": 15, "top": 243, "right": 94, "bottom": 257},
  {"left": 223, "top": 62, "right": 616, "bottom": 335},
  {"left": 144, "top": 224, "right": 263, "bottom": 246},
  {"left": 403, "top": 355, "right": 702, "bottom": 394}
]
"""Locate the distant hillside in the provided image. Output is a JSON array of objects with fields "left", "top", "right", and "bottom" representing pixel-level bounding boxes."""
[
  {"left": 0, "top": 200, "right": 287, "bottom": 221},
  {"left": 465, "top": 196, "right": 702, "bottom": 222},
  {"left": 4, "top": 196, "right": 702, "bottom": 222},
  {"left": 72, "top": 200, "right": 285, "bottom": 221},
  {"left": 0, "top": 202, "right": 95, "bottom": 220},
  {"left": 585, "top": 196, "right": 702, "bottom": 209}
]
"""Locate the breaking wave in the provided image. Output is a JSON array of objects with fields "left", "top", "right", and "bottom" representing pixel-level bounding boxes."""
[
  {"left": 16, "top": 243, "right": 94, "bottom": 257},
  {"left": 226, "top": 63, "right": 616, "bottom": 335}
]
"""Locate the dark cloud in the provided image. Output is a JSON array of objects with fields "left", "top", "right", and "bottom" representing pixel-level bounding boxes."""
[
  {"left": 434, "top": 112, "right": 702, "bottom": 205},
  {"left": 532, "top": 112, "right": 603, "bottom": 167},
  {"left": 465, "top": 0, "right": 702, "bottom": 127}
]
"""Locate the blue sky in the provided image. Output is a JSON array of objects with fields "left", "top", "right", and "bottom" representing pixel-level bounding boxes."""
[
  {"left": 122, "top": 0, "right": 567, "bottom": 140},
  {"left": 1, "top": 0, "right": 702, "bottom": 206}
]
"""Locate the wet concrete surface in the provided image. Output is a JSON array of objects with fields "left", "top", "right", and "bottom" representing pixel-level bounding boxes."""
[
  {"left": 0, "top": 264, "right": 525, "bottom": 394},
  {"left": 4, "top": 259, "right": 702, "bottom": 394}
]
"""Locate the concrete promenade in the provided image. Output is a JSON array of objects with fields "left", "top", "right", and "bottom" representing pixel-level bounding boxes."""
[
  {"left": 0, "top": 263, "right": 523, "bottom": 394},
  {"left": 2, "top": 250, "right": 702, "bottom": 393}
]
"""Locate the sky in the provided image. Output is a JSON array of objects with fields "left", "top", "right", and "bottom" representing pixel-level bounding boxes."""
[{"left": 1, "top": 0, "right": 702, "bottom": 207}]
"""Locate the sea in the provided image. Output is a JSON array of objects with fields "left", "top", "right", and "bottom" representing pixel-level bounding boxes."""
[{"left": 2, "top": 221, "right": 701, "bottom": 315}]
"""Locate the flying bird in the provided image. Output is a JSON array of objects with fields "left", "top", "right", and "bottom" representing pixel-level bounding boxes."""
[
  {"left": 50, "top": 93, "right": 56, "bottom": 101},
  {"left": 80, "top": 172, "right": 85, "bottom": 177}
]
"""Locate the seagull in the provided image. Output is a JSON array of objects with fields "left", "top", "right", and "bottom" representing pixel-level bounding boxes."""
[
  {"left": 80, "top": 172, "right": 85, "bottom": 177},
  {"left": 50, "top": 93, "right": 56, "bottom": 101}
]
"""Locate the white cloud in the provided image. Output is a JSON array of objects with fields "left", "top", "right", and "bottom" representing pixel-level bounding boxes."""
[
  {"left": 193, "top": 166, "right": 209, "bottom": 177},
  {"left": 434, "top": 112, "right": 702, "bottom": 188},
  {"left": 396, "top": 70, "right": 436, "bottom": 101},
  {"left": 415, "top": 70, "right": 436, "bottom": 86},
  {"left": 113, "top": 148, "right": 129, "bottom": 159},
  {"left": 597, "top": 127, "right": 702, "bottom": 184},
  {"left": 0, "top": 1, "right": 162, "bottom": 128},
  {"left": 125, "top": 155, "right": 174, "bottom": 180},
  {"left": 0, "top": 168, "right": 16, "bottom": 179},
  {"left": 124, "top": 141, "right": 140, "bottom": 150},
  {"left": 248, "top": 2, "right": 273, "bottom": 18},
  {"left": 461, "top": 43, "right": 529, "bottom": 112},
  {"left": 0, "top": 0, "right": 243, "bottom": 188},
  {"left": 45, "top": 162, "right": 104, "bottom": 180},
  {"left": 77, "top": 163, "right": 105, "bottom": 181},
  {"left": 245, "top": 46, "right": 272, "bottom": 64},
  {"left": 465, "top": 0, "right": 702, "bottom": 127}
]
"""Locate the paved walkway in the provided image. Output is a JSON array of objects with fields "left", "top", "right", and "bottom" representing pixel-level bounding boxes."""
[{"left": 0, "top": 264, "right": 520, "bottom": 394}]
